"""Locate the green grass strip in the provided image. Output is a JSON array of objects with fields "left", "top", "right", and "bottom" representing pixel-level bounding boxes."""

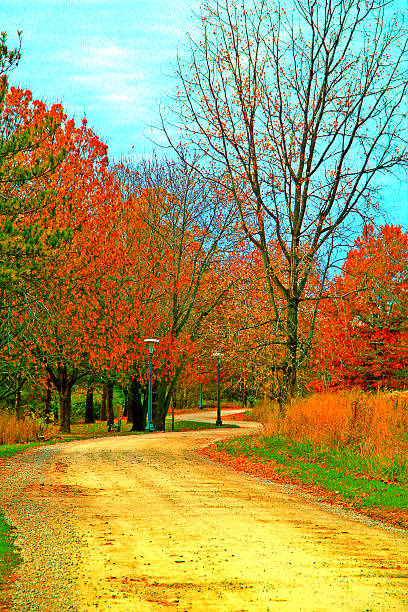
[
  {"left": 166, "top": 420, "right": 239, "bottom": 432},
  {"left": 0, "top": 512, "right": 21, "bottom": 584},
  {"left": 216, "top": 435, "right": 408, "bottom": 509},
  {"left": 0, "top": 442, "right": 42, "bottom": 460}
]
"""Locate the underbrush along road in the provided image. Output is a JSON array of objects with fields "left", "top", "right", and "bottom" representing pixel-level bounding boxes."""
[{"left": 0, "top": 412, "right": 407, "bottom": 611}]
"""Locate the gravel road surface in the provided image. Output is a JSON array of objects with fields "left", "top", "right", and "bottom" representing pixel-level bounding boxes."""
[{"left": 0, "top": 413, "right": 407, "bottom": 611}]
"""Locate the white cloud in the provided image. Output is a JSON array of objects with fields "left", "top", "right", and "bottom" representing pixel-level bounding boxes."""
[
  {"left": 57, "top": 26, "right": 184, "bottom": 140},
  {"left": 85, "top": 44, "right": 130, "bottom": 69},
  {"left": 63, "top": 40, "right": 152, "bottom": 115},
  {"left": 60, "top": 41, "right": 133, "bottom": 71},
  {"left": 71, "top": 72, "right": 143, "bottom": 90},
  {"left": 101, "top": 85, "right": 146, "bottom": 108},
  {"left": 148, "top": 23, "right": 186, "bottom": 37}
]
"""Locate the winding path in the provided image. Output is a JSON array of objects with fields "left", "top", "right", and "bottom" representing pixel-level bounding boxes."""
[{"left": 0, "top": 412, "right": 407, "bottom": 611}]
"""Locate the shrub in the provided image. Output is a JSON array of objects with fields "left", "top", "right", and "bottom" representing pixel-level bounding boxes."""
[
  {"left": 0, "top": 413, "right": 56, "bottom": 445},
  {"left": 264, "top": 390, "right": 408, "bottom": 462}
]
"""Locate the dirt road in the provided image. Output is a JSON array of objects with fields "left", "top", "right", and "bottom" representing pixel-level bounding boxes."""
[{"left": 1, "top": 414, "right": 407, "bottom": 611}]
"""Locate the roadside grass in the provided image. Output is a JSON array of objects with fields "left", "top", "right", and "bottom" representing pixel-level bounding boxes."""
[
  {"left": 0, "top": 413, "right": 51, "bottom": 445},
  {"left": 0, "top": 441, "right": 43, "bottom": 461},
  {"left": 263, "top": 391, "right": 408, "bottom": 465},
  {"left": 0, "top": 512, "right": 21, "bottom": 587},
  {"left": 165, "top": 419, "right": 238, "bottom": 432},
  {"left": 0, "top": 414, "right": 234, "bottom": 449},
  {"left": 214, "top": 434, "right": 408, "bottom": 510}
]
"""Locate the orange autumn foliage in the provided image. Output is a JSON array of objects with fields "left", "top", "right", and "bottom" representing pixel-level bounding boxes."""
[
  {"left": 264, "top": 391, "right": 408, "bottom": 463},
  {"left": 312, "top": 225, "right": 408, "bottom": 391}
]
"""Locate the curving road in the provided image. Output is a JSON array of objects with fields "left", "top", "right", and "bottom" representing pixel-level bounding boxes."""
[{"left": 0, "top": 412, "right": 407, "bottom": 611}]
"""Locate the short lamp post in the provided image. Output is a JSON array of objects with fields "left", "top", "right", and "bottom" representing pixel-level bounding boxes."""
[
  {"left": 199, "top": 382, "right": 203, "bottom": 410},
  {"left": 212, "top": 353, "right": 223, "bottom": 426},
  {"left": 144, "top": 338, "right": 159, "bottom": 431}
]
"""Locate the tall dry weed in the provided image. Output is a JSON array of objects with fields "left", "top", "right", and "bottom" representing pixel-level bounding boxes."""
[
  {"left": 263, "top": 390, "right": 408, "bottom": 461},
  {"left": 0, "top": 413, "right": 56, "bottom": 445}
]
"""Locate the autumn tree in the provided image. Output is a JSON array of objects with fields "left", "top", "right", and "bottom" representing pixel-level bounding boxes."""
[
  {"left": 0, "top": 32, "right": 66, "bottom": 402},
  {"left": 206, "top": 246, "right": 288, "bottom": 404},
  {"left": 115, "top": 157, "right": 237, "bottom": 429},
  {"left": 11, "top": 116, "right": 125, "bottom": 432},
  {"left": 168, "top": 0, "right": 408, "bottom": 406},
  {"left": 313, "top": 225, "right": 408, "bottom": 390}
]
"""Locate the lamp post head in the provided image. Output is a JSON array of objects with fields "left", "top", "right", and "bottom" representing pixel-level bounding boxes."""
[
  {"left": 212, "top": 352, "right": 223, "bottom": 363},
  {"left": 144, "top": 338, "right": 159, "bottom": 354}
]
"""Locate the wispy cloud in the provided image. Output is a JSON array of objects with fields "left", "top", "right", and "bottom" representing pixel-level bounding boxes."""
[
  {"left": 84, "top": 44, "right": 130, "bottom": 69},
  {"left": 61, "top": 40, "right": 154, "bottom": 117}
]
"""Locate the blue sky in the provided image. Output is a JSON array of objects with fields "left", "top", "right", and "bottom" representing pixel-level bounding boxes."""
[
  {"left": 1, "top": 0, "right": 407, "bottom": 227},
  {"left": 1, "top": 0, "right": 200, "bottom": 159}
]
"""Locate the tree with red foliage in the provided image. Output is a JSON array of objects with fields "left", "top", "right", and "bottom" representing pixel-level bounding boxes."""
[
  {"left": 10, "top": 116, "right": 125, "bottom": 432},
  {"left": 314, "top": 225, "right": 408, "bottom": 390}
]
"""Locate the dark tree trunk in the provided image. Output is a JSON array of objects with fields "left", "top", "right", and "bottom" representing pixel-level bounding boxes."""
[
  {"left": 100, "top": 385, "right": 107, "bottom": 421},
  {"left": 107, "top": 382, "right": 114, "bottom": 427},
  {"left": 153, "top": 381, "right": 166, "bottom": 431},
  {"left": 14, "top": 377, "right": 23, "bottom": 420},
  {"left": 59, "top": 391, "right": 72, "bottom": 433},
  {"left": 126, "top": 383, "right": 133, "bottom": 425},
  {"left": 123, "top": 388, "right": 128, "bottom": 418},
  {"left": 44, "top": 376, "right": 52, "bottom": 424},
  {"left": 153, "top": 368, "right": 182, "bottom": 431},
  {"left": 170, "top": 396, "right": 175, "bottom": 431},
  {"left": 128, "top": 378, "right": 147, "bottom": 431},
  {"left": 85, "top": 386, "right": 95, "bottom": 423},
  {"left": 280, "top": 297, "right": 299, "bottom": 414},
  {"left": 57, "top": 365, "right": 72, "bottom": 433}
]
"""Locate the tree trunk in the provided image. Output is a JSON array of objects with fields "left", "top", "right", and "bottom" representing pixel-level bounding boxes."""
[
  {"left": 152, "top": 382, "right": 164, "bottom": 431},
  {"left": 44, "top": 376, "right": 52, "bottom": 424},
  {"left": 153, "top": 367, "right": 183, "bottom": 431},
  {"left": 59, "top": 390, "right": 72, "bottom": 433},
  {"left": 126, "top": 383, "right": 133, "bottom": 424},
  {"left": 281, "top": 297, "right": 299, "bottom": 414},
  {"left": 14, "top": 377, "right": 23, "bottom": 420},
  {"left": 107, "top": 382, "right": 114, "bottom": 427},
  {"left": 56, "top": 365, "right": 72, "bottom": 433},
  {"left": 123, "top": 387, "right": 128, "bottom": 418},
  {"left": 100, "top": 385, "right": 107, "bottom": 421},
  {"left": 85, "top": 385, "right": 94, "bottom": 423},
  {"left": 128, "top": 378, "right": 147, "bottom": 431}
]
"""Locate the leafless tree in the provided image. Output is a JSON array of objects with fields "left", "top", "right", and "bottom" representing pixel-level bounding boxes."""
[{"left": 165, "top": 0, "right": 408, "bottom": 406}]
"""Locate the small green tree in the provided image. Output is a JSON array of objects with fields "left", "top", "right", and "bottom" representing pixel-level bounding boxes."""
[{"left": 0, "top": 31, "right": 66, "bottom": 403}]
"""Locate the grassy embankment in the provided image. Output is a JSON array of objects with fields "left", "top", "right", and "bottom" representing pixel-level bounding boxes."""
[
  {"left": 0, "top": 512, "right": 21, "bottom": 591},
  {"left": 206, "top": 391, "right": 408, "bottom": 528}
]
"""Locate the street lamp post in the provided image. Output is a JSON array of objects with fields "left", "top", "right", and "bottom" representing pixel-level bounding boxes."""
[
  {"left": 144, "top": 338, "right": 159, "bottom": 431},
  {"left": 212, "top": 353, "right": 223, "bottom": 426},
  {"left": 199, "top": 383, "right": 203, "bottom": 410}
]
